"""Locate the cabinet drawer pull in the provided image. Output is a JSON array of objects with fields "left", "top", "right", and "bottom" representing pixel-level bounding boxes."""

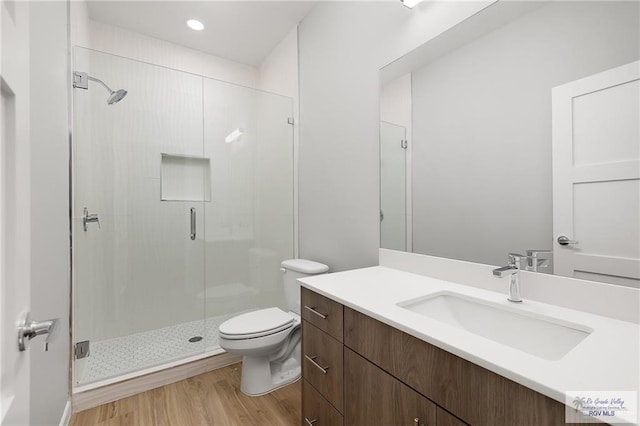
[
  {"left": 304, "top": 305, "right": 327, "bottom": 319},
  {"left": 305, "top": 354, "right": 329, "bottom": 374},
  {"left": 305, "top": 418, "right": 318, "bottom": 426}
]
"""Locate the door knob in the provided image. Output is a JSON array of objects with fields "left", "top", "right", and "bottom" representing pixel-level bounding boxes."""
[
  {"left": 557, "top": 235, "right": 578, "bottom": 246},
  {"left": 18, "top": 313, "right": 58, "bottom": 351}
]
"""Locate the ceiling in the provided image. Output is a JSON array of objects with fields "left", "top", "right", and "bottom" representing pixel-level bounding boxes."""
[{"left": 87, "top": 1, "right": 316, "bottom": 67}]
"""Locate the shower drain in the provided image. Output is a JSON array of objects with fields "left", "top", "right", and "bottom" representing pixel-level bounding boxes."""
[{"left": 188, "top": 336, "right": 203, "bottom": 343}]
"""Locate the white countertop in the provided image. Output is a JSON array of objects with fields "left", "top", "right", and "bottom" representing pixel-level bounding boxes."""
[{"left": 299, "top": 266, "right": 640, "bottom": 423}]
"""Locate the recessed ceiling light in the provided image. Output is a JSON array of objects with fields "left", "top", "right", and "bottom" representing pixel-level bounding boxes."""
[{"left": 187, "top": 19, "right": 204, "bottom": 31}]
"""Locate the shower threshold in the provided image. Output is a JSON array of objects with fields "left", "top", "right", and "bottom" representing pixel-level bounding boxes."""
[{"left": 75, "top": 312, "right": 246, "bottom": 388}]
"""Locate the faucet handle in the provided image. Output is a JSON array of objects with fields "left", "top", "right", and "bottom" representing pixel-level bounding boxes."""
[
  {"left": 525, "top": 249, "right": 553, "bottom": 272},
  {"left": 508, "top": 253, "right": 527, "bottom": 266}
]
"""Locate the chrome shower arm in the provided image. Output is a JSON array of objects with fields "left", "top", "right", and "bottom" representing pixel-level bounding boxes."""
[
  {"left": 87, "top": 75, "right": 114, "bottom": 94},
  {"left": 73, "top": 71, "right": 127, "bottom": 104}
]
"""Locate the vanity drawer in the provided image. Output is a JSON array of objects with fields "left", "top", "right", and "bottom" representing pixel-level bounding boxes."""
[
  {"left": 302, "top": 320, "right": 343, "bottom": 412},
  {"left": 301, "top": 287, "right": 343, "bottom": 342},
  {"left": 302, "top": 380, "right": 343, "bottom": 426},
  {"left": 345, "top": 347, "right": 437, "bottom": 426}
]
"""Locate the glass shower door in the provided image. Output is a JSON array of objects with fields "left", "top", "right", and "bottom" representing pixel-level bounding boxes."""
[
  {"left": 72, "top": 48, "right": 207, "bottom": 386},
  {"left": 380, "top": 121, "right": 407, "bottom": 251},
  {"left": 201, "top": 78, "right": 294, "bottom": 335}
]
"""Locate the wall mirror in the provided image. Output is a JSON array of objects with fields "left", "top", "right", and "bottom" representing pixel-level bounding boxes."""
[{"left": 379, "top": 1, "right": 639, "bottom": 287}]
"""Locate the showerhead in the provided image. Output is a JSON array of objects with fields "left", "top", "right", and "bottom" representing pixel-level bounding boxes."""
[
  {"left": 107, "top": 89, "right": 127, "bottom": 105},
  {"left": 73, "top": 72, "right": 128, "bottom": 105}
]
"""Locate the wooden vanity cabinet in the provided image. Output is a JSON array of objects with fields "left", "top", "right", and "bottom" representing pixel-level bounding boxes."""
[
  {"left": 301, "top": 289, "right": 344, "bottom": 426},
  {"left": 300, "top": 288, "right": 595, "bottom": 426}
]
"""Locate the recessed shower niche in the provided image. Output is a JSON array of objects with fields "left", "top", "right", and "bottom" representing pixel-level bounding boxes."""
[{"left": 160, "top": 154, "right": 212, "bottom": 202}]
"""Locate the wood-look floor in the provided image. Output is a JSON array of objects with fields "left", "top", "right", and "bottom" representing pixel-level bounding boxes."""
[{"left": 70, "top": 363, "right": 301, "bottom": 426}]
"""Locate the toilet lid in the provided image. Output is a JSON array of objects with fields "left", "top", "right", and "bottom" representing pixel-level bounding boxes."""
[{"left": 219, "top": 307, "right": 294, "bottom": 339}]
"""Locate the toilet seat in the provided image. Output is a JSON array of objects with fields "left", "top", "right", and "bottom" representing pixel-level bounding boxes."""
[{"left": 219, "top": 307, "right": 295, "bottom": 340}]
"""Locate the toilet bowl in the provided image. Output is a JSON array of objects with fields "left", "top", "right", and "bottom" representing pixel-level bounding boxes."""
[{"left": 218, "top": 259, "right": 329, "bottom": 396}]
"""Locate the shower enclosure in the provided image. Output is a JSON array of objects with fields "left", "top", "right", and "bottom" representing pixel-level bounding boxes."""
[
  {"left": 72, "top": 48, "right": 294, "bottom": 387},
  {"left": 380, "top": 121, "right": 407, "bottom": 251}
]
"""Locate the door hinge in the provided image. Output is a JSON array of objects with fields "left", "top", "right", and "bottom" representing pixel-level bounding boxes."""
[
  {"left": 287, "top": 117, "right": 295, "bottom": 125},
  {"left": 401, "top": 139, "right": 408, "bottom": 149},
  {"left": 75, "top": 340, "right": 90, "bottom": 359}
]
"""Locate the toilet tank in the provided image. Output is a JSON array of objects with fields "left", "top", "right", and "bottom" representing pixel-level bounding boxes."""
[{"left": 281, "top": 259, "right": 329, "bottom": 314}]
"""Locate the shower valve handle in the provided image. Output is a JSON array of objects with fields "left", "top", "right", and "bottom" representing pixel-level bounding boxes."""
[{"left": 83, "top": 207, "right": 101, "bottom": 231}]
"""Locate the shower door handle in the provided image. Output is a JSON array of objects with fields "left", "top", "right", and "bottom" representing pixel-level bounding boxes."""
[{"left": 190, "top": 208, "right": 196, "bottom": 240}]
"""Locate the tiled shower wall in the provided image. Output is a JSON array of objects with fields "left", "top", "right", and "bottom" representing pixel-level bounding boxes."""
[{"left": 73, "top": 48, "right": 293, "bottom": 349}]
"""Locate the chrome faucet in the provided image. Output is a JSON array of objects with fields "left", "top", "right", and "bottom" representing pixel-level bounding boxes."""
[{"left": 493, "top": 253, "right": 527, "bottom": 303}]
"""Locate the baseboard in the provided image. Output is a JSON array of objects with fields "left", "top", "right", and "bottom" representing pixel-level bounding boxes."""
[
  {"left": 71, "top": 352, "right": 241, "bottom": 413},
  {"left": 59, "top": 400, "right": 71, "bottom": 426}
]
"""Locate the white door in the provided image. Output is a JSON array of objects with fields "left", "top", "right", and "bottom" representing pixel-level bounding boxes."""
[
  {"left": 1, "top": 1, "right": 32, "bottom": 424},
  {"left": 552, "top": 61, "right": 640, "bottom": 287}
]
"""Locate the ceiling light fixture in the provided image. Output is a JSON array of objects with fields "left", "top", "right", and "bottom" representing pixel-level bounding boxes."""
[
  {"left": 401, "top": 0, "right": 424, "bottom": 8},
  {"left": 187, "top": 19, "right": 204, "bottom": 31}
]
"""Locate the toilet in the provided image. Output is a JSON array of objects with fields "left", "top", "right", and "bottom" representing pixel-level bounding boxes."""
[{"left": 218, "top": 258, "right": 329, "bottom": 396}]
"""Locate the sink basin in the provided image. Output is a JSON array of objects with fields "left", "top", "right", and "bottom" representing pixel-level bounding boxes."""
[{"left": 398, "top": 291, "right": 593, "bottom": 360}]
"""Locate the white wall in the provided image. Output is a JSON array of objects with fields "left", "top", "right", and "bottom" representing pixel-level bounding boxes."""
[
  {"left": 29, "top": 1, "right": 70, "bottom": 424},
  {"left": 380, "top": 74, "right": 411, "bottom": 131},
  {"left": 298, "top": 1, "right": 493, "bottom": 272},
  {"left": 1, "top": 1, "right": 32, "bottom": 424},
  {"left": 71, "top": 4, "right": 258, "bottom": 88},
  {"left": 410, "top": 1, "right": 640, "bottom": 266},
  {"left": 70, "top": 0, "right": 90, "bottom": 49},
  {"left": 257, "top": 26, "right": 298, "bottom": 98}
]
